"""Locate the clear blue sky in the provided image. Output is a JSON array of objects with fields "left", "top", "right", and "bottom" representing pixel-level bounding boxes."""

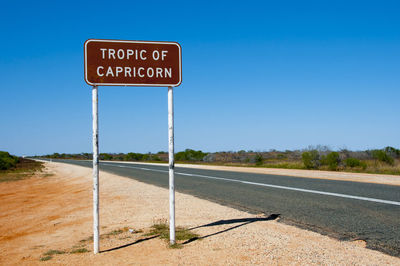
[{"left": 1, "top": 0, "right": 399, "bottom": 156}]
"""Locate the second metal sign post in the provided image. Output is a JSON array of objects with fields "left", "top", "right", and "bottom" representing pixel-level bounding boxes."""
[
  {"left": 84, "top": 39, "right": 182, "bottom": 253},
  {"left": 168, "top": 86, "right": 175, "bottom": 245}
]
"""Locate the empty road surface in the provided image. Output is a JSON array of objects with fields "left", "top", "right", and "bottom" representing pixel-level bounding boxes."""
[{"left": 44, "top": 159, "right": 400, "bottom": 257}]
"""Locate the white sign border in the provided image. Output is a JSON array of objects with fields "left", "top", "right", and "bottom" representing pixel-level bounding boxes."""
[{"left": 84, "top": 39, "right": 182, "bottom": 87}]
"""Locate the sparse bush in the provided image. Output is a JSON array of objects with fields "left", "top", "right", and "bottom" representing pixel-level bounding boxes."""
[
  {"left": 44, "top": 249, "right": 65, "bottom": 256},
  {"left": 175, "top": 149, "right": 208, "bottom": 161},
  {"left": 345, "top": 158, "right": 367, "bottom": 169},
  {"left": 276, "top": 154, "right": 287, "bottom": 159},
  {"left": 302, "top": 150, "right": 320, "bottom": 169},
  {"left": 124, "top": 152, "right": 144, "bottom": 161},
  {"left": 151, "top": 155, "right": 161, "bottom": 161},
  {"left": 372, "top": 149, "right": 394, "bottom": 165},
  {"left": 105, "top": 229, "right": 124, "bottom": 236},
  {"left": 203, "top": 153, "right": 216, "bottom": 162},
  {"left": 39, "top": 255, "right": 52, "bottom": 261},
  {"left": 255, "top": 154, "right": 263, "bottom": 166},
  {"left": 302, "top": 152, "right": 313, "bottom": 169},
  {"left": 70, "top": 248, "right": 89, "bottom": 254},
  {"left": 100, "top": 153, "right": 113, "bottom": 160},
  {"left": 145, "top": 220, "right": 199, "bottom": 248},
  {"left": 326, "top": 152, "right": 340, "bottom": 171},
  {"left": 345, "top": 158, "right": 361, "bottom": 167},
  {"left": 385, "top": 146, "right": 400, "bottom": 158}
]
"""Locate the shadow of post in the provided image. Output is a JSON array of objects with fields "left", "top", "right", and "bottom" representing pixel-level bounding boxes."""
[
  {"left": 183, "top": 214, "right": 280, "bottom": 245},
  {"left": 100, "top": 235, "right": 158, "bottom": 253},
  {"left": 100, "top": 214, "right": 280, "bottom": 252}
]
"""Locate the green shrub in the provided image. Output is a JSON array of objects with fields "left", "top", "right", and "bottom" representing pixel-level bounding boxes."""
[
  {"left": 175, "top": 149, "right": 208, "bottom": 161},
  {"left": 345, "top": 158, "right": 367, "bottom": 169},
  {"left": 326, "top": 152, "right": 340, "bottom": 171},
  {"left": 124, "top": 152, "right": 144, "bottom": 161},
  {"left": 276, "top": 154, "right": 287, "bottom": 159},
  {"left": 302, "top": 152, "right": 312, "bottom": 169},
  {"left": 255, "top": 154, "right": 263, "bottom": 166},
  {"left": 372, "top": 150, "right": 394, "bottom": 165},
  {"left": 302, "top": 150, "right": 320, "bottom": 169},
  {"left": 345, "top": 158, "right": 361, "bottom": 167},
  {"left": 123, "top": 153, "right": 162, "bottom": 161},
  {"left": 0, "top": 151, "right": 19, "bottom": 170},
  {"left": 385, "top": 146, "right": 400, "bottom": 158},
  {"left": 151, "top": 155, "right": 161, "bottom": 161},
  {"left": 100, "top": 153, "right": 113, "bottom": 160}
]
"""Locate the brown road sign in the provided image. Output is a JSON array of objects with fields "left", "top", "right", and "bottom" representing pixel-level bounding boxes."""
[{"left": 84, "top": 39, "right": 182, "bottom": 87}]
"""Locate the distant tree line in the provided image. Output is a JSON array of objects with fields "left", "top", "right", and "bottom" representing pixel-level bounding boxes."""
[
  {"left": 35, "top": 146, "right": 400, "bottom": 175},
  {"left": 39, "top": 152, "right": 93, "bottom": 160},
  {"left": 36, "top": 149, "right": 208, "bottom": 163}
]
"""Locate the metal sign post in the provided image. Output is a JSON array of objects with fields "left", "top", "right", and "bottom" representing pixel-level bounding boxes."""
[
  {"left": 84, "top": 39, "right": 181, "bottom": 253},
  {"left": 92, "top": 85, "right": 99, "bottom": 254},
  {"left": 168, "top": 86, "right": 175, "bottom": 244}
]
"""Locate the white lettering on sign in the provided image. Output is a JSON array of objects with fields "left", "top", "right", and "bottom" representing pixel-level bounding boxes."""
[
  {"left": 165, "top": 68, "right": 171, "bottom": 78},
  {"left": 106, "top": 67, "right": 114, "bottom": 77},
  {"left": 140, "top": 50, "right": 147, "bottom": 60},
  {"left": 156, "top": 68, "right": 162, "bottom": 77},
  {"left": 97, "top": 66, "right": 172, "bottom": 78},
  {"left": 152, "top": 50, "right": 160, "bottom": 60},
  {"left": 97, "top": 66, "right": 104, "bottom": 76},
  {"left": 125, "top": 67, "right": 132, "bottom": 77},
  {"left": 127, "top": 49, "right": 134, "bottom": 59},
  {"left": 117, "top": 49, "right": 125, "bottom": 59},
  {"left": 138, "top": 67, "right": 145, "bottom": 77},
  {"left": 147, "top": 68, "right": 154, "bottom": 77},
  {"left": 99, "top": 48, "right": 148, "bottom": 60},
  {"left": 108, "top": 49, "right": 116, "bottom": 59},
  {"left": 162, "top": 50, "right": 168, "bottom": 60},
  {"left": 96, "top": 47, "right": 172, "bottom": 79},
  {"left": 100, "top": 48, "right": 107, "bottom": 59},
  {"left": 115, "top": 67, "right": 123, "bottom": 77},
  {"left": 152, "top": 50, "right": 168, "bottom": 61}
]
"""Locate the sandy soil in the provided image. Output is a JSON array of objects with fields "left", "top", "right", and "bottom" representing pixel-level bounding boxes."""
[
  {"left": 0, "top": 162, "right": 399, "bottom": 265},
  {"left": 106, "top": 160, "right": 400, "bottom": 186}
]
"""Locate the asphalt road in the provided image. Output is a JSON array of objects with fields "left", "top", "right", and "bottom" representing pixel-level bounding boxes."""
[{"left": 44, "top": 159, "right": 400, "bottom": 257}]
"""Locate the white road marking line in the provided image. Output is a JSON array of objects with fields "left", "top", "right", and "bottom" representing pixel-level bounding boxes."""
[{"left": 101, "top": 163, "right": 400, "bottom": 206}]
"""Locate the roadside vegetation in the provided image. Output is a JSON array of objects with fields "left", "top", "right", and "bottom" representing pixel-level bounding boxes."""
[
  {"left": 0, "top": 151, "right": 19, "bottom": 170},
  {"left": 144, "top": 220, "right": 200, "bottom": 248},
  {"left": 35, "top": 146, "right": 400, "bottom": 175},
  {"left": 0, "top": 151, "right": 44, "bottom": 182},
  {"left": 38, "top": 222, "right": 199, "bottom": 261}
]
